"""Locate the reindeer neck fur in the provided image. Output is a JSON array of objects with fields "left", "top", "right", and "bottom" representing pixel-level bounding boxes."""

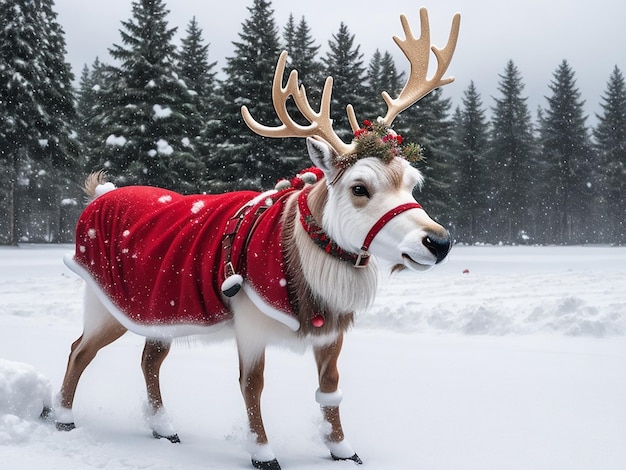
[{"left": 282, "top": 181, "right": 378, "bottom": 337}]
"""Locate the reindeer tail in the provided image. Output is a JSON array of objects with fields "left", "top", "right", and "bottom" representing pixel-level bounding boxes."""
[{"left": 83, "top": 171, "right": 116, "bottom": 201}]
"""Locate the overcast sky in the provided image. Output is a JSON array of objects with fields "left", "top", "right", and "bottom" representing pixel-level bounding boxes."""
[{"left": 55, "top": 0, "right": 624, "bottom": 124}]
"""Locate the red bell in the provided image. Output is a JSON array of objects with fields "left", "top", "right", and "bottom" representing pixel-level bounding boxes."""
[{"left": 311, "top": 314, "right": 325, "bottom": 328}]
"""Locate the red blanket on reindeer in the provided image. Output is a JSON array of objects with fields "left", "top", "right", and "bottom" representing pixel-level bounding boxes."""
[{"left": 64, "top": 183, "right": 302, "bottom": 338}]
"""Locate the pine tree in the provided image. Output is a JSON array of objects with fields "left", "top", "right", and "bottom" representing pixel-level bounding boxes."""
[
  {"left": 538, "top": 60, "right": 593, "bottom": 244},
  {"left": 76, "top": 58, "right": 109, "bottom": 157},
  {"left": 215, "top": 0, "right": 284, "bottom": 190},
  {"left": 283, "top": 13, "right": 297, "bottom": 56},
  {"left": 593, "top": 66, "right": 626, "bottom": 245},
  {"left": 90, "top": 0, "right": 205, "bottom": 194},
  {"left": 178, "top": 17, "right": 217, "bottom": 101},
  {"left": 364, "top": 50, "right": 383, "bottom": 120},
  {"left": 324, "top": 22, "right": 366, "bottom": 142},
  {"left": 380, "top": 52, "right": 404, "bottom": 101},
  {"left": 283, "top": 15, "right": 324, "bottom": 102},
  {"left": 36, "top": 0, "right": 79, "bottom": 171},
  {"left": 365, "top": 50, "right": 404, "bottom": 120},
  {"left": 0, "top": 0, "right": 79, "bottom": 244},
  {"left": 451, "top": 81, "right": 490, "bottom": 243},
  {"left": 489, "top": 60, "right": 536, "bottom": 243},
  {"left": 177, "top": 16, "right": 218, "bottom": 188}
]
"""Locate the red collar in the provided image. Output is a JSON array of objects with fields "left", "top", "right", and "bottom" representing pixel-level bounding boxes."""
[{"left": 298, "top": 185, "right": 421, "bottom": 268}]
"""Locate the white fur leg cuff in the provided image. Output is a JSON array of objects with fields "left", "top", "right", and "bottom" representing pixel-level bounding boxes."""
[
  {"left": 144, "top": 404, "right": 176, "bottom": 437},
  {"left": 326, "top": 439, "right": 356, "bottom": 460},
  {"left": 248, "top": 442, "right": 276, "bottom": 463},
  {"left": 53, "top": 394, "right": 74, "bottom": 423},
  {"left": 53, "top": 405, "right": 74, "bottom": 424},
  {"left": 315, "top": 388, "right": 343, "bottom": 407}
]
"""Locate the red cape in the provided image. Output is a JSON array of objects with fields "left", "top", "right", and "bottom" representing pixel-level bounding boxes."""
[{"left": 67, "top": 185, "right": 300, "bottom": 337}]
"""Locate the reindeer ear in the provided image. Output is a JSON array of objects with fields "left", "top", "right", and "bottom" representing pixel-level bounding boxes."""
[{"left": 306, "top": 137, "right": 338, "bottom": 179}]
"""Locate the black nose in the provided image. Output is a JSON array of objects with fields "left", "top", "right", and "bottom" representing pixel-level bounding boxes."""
[{"left": 423, "top": 233, "right": 451, "bottom": 263}]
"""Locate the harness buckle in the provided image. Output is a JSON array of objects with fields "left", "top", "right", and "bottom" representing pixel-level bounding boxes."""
[
  {"left": 224, "top": 261, "right": 236, "bottom": 278},
  {"left": 354, "top": 250, "right": 370, "bottom": 268}
]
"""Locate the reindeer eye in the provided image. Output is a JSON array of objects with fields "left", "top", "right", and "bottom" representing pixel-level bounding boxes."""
[{"left": 352, "top": 185, "right": 370, "bottom": 198}]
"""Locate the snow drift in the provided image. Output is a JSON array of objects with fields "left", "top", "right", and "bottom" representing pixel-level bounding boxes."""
[{"left": 0, "top": 244, "right": 625, "bottom": 469}]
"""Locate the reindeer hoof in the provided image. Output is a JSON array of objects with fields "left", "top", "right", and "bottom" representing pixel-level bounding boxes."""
[
  {"left": 152, "top": 430, "right": 181, "bottom": 443},
  {"left": 251, "top": 457, "right": 281, "bottom": 469},
  {"left": 39, "top": 405, "right": 53, "bottom": 423},
  {"left": 55, "top": 421, "right": 76, "bottom": 432},
  {"left": 331, "top": 452, "right": 363, "bottom": 465}
]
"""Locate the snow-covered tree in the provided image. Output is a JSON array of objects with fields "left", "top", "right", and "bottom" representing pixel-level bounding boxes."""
[
  {"left": 76, "top": 58, "right": 111, "bottom": 159},
  {"left": 177, "top": 16, "right": 219, "bottom": 187},
  {"left": 177, "top": 16, "right": 217, "bottom": 121},
  {"left": 489, "top": 60, "right": 536, "bottom": 243},
  {"left": 283, "top": 14, "right": 324, "bottom": 89},
  {"left": 0, "top": 0, "right": 79, "bottom": 244},
  {"left": 538, "top": 60, "right": 593, "bottom": 244},
  {"left": 365, "top": 50, "right": 404, "bottom": 121},
  {"left": 89, "top": 0, "right": 206, "bottom": 194},
  {"left": 593, "top": 66, "right": 626, "bottom": 245},
  {"left": 212, "top": 0, "right": 284, "bottom": 190},
  {"left": 324, "top": 22, "right": 366, "bottom": 142},
  {"left": 451, "top": 81, "right": 491, "bottom": 243}
]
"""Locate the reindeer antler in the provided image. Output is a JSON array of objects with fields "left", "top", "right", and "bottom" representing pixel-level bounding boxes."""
[
  {"left": 241, "top": 51, "right": 354, "bottom": 156},
  {"left": 242, "top": 8, "right": 461, "bottom": 154},
  {"left": 348, "top": 8, "right": 461, "bottom": 130}
]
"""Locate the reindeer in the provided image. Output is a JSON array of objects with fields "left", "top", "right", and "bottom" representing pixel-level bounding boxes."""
[{"left": 54, "top": 8, "right": 460, "bottom": 469}]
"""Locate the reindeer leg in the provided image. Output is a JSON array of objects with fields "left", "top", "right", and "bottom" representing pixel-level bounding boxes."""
[
  {"left": 238, "top": 349, "right": 281, "bottom": 470},
  {"left": 314, "top": 333, "right": 362, "bottom": 465},
  {"left": 141, "top": 339, "right": 179, "bottom": 443},
  {"left": 56, "top": 310, "right": 127, "bottom": 431}
]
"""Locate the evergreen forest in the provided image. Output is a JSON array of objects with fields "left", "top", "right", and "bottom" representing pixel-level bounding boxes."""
[{"left": 1, "top": 0, "right": 624, "bottom": 246}]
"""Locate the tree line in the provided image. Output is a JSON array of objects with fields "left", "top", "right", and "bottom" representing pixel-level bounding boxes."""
[{"left": 0, "top": 0, "right": 624, "bottom": 246}]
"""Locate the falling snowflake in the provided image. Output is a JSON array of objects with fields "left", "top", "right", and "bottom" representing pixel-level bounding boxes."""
[{"left": 191, "top": 200, "right": 205, "bottom": 214}]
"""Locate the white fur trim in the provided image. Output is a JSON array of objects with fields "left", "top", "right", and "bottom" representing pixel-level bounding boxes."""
[
  {"left": 53, "top": 394, "right": 74, "bottom": 424},
  {"left": 274, "top": 179, "right": 291, "bottom": 191},
  {"left": 248, "top": 442, "right": 276, "bottom": 462},
  {"left": 144, "top": 404, "right": 176, "bottom": 437},
  {"left": 242, "top": 281, "right": 300, "bottom": 331},
  {"left": 245, "top": 189, "right": 278, "bottom": 208},
  {"left": 63, "top": 253, "right": 232, "bottom": 339},
  {"left": 298, "top": 171, "right": 318, "bottom": 184},
  {"left": 315, "top": 388, "right": 343, "bottom": 407},
  {"left": 325, "top": 439, "right": 356, "bottom": 459}
]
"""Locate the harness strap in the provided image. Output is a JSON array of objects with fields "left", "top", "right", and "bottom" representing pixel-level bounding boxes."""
[
  {"left": 298, "top": 187, "right": 362, "bottom": 265},
  {"left": 221, "top": 191, "right": 292, "bottom": 284},
  {"left": 357, "top": 202, "right": 422, "bottom": 265}
]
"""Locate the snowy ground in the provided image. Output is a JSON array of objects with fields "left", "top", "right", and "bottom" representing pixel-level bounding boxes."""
[{"left": 1, "top": 244, "right": 625, "bottom": 469}]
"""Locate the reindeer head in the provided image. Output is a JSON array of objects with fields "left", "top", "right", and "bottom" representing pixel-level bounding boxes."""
[{"left": 241, "top": 8, "right": 460, "bottom": 272}]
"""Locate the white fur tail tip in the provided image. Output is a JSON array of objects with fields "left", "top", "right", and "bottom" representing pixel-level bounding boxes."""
[{"left": 94, "top": 182, "right": 116, "bottom": 197}]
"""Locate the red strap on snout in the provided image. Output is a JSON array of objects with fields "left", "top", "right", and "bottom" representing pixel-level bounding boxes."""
[{"left": 361, "top": 202, "right": 422, "bottom": 252}]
